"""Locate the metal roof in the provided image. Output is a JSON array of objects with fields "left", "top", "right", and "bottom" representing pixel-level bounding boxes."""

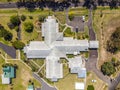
[
  {"left": 28, "top": 41, "right": 50, "bottom": 50},
  {"left": 46, "top": 56, "right": 63, "bottom": 79},
  {"left": 1, "top": 74, "right": 10, "bottom": 84},
  {"left": 3, "top": 66, "right": 15, "bottom": 78},
  {"left": 89, "top": 41, "right": 99, "bottom": 48},
  {"left": 78, "top": 68, "right": 86, "bottom": 78}
]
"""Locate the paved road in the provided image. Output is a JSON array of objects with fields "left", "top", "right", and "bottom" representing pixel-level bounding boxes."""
[
  {"left": 0, "top": 42, "right": 16, "bottom": 58},
  {"left": 86, "top": 8, "right": 120, "bottom": 90},
  {"left": 0, "top": 3, "right": 17, "bottom": 8},
  {"left": 33, "top": 73, "right": 57, "bottom": 90}
]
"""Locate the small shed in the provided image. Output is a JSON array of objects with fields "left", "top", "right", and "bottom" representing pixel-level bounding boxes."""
[
  {"left": 1, "top": 74, "right": 10, "bottom": 84},
  {"left": 75, "top": 82, "right": 85, "bottom": 90},
  {"left": 28, "top": 85, "right": 34, "bottom": 90}
]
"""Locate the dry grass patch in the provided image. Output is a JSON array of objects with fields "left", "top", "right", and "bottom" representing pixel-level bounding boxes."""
[{"left": 93, "top": 9, "right": 120, "bottom": 67}]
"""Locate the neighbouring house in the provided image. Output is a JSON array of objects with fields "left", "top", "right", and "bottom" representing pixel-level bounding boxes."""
[
  {"left": 1, "top": 66, "right": 15, "bottom": 84},
  {"left": 75, "top": 82, "right": 85, "bottom": 90},
  {"left": 27, "top": 85, "right": 34, "bottom": 90},
  {"left": 24, "top": 16, "right": 99, "bottom": 81}
]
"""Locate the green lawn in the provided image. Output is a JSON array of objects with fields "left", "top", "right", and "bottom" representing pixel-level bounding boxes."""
[
  {"left": 64, "top": 27, "right": 75, "bottom": 37},
  {"left": 33, "top": 59, "right": 44, "bottom": 67}
]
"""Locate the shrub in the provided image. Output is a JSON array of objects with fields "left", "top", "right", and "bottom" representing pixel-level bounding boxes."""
[
  {"left": 24, "top": 22, "right": 34, "bottom": 32},
  {"left": 87, "top": 85, "right": 94, "bottom": 90},
  {"left": 4, "top": 32, "right": 13, "bottom": 41},
  {"left": 29, "top": 16, "right": 33, "bottom": 19},
  {"left": 21, "top": 15, "right": 26, "bottom": 21},
  {"left": 0, "top": 28, "right": 7, "bottom": 37},
  {"left": 10, "top": 15, "right": 21, "bottom": 26},
  {"left": 0, "top": 24, "right": 4, "bottom": 29},
  {"left": 7, "top": 22, "right": 15, "bottom": 29},
  {"left": 12, "top": 40, "right": 25, "bottom": 49},
  {"left": 38, "top": 15, "right": 46, "bottom": 22}
]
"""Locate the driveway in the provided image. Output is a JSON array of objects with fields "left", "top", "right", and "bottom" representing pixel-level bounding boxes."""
[
  {"left": 33, "top": 73, "right": 57, "bottom": 90},
  {"left": 0, "top": 42, "right": 16, "bottom": 58}
]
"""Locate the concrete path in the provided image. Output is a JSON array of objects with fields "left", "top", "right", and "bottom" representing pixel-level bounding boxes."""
[{"left": 33, "top": 73, "right": 57, "bottom": 90}]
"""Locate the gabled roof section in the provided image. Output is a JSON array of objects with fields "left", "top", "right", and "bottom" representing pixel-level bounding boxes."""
[
  {"left": 28, "top": 41, "right": 50, "bottom": 50},
  {"left": 48, "top": 48, "right": 66, "bottom": 58}
]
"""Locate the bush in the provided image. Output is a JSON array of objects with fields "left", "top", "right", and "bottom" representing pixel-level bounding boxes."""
[
  {"left": 0, "top": 28, "right": 7, "bottom": 37},
  {"left": 0, "top": 28, "right": 13, "bottom": 41},
  {"left": 101, "top": 62, "right": 116, "bottom": 76},
  {"left": 21, "top": 15, "right": 26, "bottom": 21},
  {"left": 24, "top": 22, "right": 34, "bottom": 32},
  {"left": 10, "top": 15, "right": 21, "bottom": 26},
  {"left": 4, "top": 32, "right": 13, "bottom": 41},
  {"left": 0, "top": 24, "right": 4, "bottom": 29},
  {"left": 29, "top": 16, "right": 33, "bottom": 19},
  {"left": 38, "top": 15, "right": 46, "bottom": 22},
  {"left": 12, "top": 40, "right": 25, "bottom": 49},
  {"left": 87, "top": 85, "right": 94, "bottom": 90}
]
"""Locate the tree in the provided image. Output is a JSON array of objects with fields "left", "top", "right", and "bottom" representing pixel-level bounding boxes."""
[
  {"left": 0, "top": 28, "right": 13, "bottom": 41},
  {"left": 12, "top": 40, "right": 25, "bottom": 49},
  {"left": 4, "top": 32, "right": 13, "bottom": 41},
  {"left": 87, "top": 85, "right": 94, "bottom": 90},
  {"left": 7, "top": 22, "right": 15, "bottom": 29},
  {"left": 0, "top": 24, "right": 4, "bottom": 29},
  {"left": 101, "top": 62, "right": 116, "bottom": 76},
  {"left": 106, "top": 27, "right": 120, "bottom": 53},
  {"left": 10, "top": 15, "right": 21, "bottom": 26},
  {"left": 24, "top": 22, "right": 34, "bottom": 32},
  {"left": 38, "top": 15, "right": 46, "bottom": 22},
  {"left": 21, "top": 15, "right": 26, "bottom": 21},
  {"left": 29, "top": 16, "right": 33, "bottom": 19}
]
